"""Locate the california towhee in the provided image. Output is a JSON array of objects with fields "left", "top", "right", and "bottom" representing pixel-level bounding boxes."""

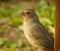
[{"left": 20, "top": 9, "right": 54, "bottom": 51}]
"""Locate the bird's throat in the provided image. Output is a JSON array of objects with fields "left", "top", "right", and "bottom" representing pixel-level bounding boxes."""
[{"left": 23, "top": 17, "right": 33, "bottom": 22}]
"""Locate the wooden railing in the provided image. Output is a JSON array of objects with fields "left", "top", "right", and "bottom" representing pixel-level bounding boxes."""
[{"left": 54, "top": 0, "right": 60, "bottom": 51}]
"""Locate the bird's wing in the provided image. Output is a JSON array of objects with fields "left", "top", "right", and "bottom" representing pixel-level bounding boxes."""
[{"left": 30, "top": 23, "right": 54, "bottom": 48}]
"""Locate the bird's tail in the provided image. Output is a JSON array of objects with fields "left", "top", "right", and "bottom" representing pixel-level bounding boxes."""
[{"left": 43, "top": 47, "right": 54, "bottom": 51}]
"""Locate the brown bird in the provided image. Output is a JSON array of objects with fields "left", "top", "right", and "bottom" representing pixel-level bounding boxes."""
[{"left": 20, "top": 9, "right": 54, "bottom": 51}]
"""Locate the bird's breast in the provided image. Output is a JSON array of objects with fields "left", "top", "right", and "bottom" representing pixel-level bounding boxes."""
[{"left": 23, "top": 22, "right": 44, "bottom": 48}]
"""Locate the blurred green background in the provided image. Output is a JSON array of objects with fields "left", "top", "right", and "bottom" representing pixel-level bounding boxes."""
[{"left": 0, "top": 0, "right": 55, "bottom": 51}]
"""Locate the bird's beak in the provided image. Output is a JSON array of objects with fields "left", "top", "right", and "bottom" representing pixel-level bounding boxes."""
[{"left": 20, "top": 12, "right": 25, "bottom": 16}]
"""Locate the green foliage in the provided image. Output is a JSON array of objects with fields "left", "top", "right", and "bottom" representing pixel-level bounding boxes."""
[
  {"left": 0, "top": 6, "right": 9, "bottom": 17},
  {"left": 0, "top": 38, "right": 6, "bottom": 46},
  {"left": 36, "top": 4, "right": 55, "bottom": 26},
  {"left": 11, "top": 17, "right": 22, "bottom": 26}
]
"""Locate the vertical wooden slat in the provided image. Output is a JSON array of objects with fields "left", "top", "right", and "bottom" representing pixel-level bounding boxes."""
[{"left": 55, "top": 0, "right": 60, "bottom": 51}]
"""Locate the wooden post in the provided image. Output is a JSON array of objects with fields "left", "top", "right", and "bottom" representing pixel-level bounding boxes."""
[{"left": 55, "top": 0, "right": 60, "bottom": 51}]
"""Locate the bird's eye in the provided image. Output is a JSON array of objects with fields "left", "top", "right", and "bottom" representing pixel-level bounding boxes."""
[{"left": 27, "top": 12, "right": 30, "bottom": 15}]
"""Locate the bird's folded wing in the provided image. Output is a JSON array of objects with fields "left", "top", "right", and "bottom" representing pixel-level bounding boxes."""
[{"left": 30, "top": 23, "right": 54, "bottom": 48}]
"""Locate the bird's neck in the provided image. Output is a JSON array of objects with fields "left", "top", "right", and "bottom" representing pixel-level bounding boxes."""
[
  {"left": 23, "top": 17, "right": 32, "bottom": 22},
  {"left": 23, "top": 19, "right": 40, "bottom": 25}
]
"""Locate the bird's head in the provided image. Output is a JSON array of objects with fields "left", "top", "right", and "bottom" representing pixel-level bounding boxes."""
[{"left": 20, "top": 9, "right": 39, "bottom": 22}]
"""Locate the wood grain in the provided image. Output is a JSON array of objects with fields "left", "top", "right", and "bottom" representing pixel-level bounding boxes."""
[{"left": 55, "top": 0, "right": 60, "bottom": 51}]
